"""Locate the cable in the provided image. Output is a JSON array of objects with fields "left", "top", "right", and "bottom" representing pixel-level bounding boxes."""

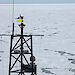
[
  {"left": 12, "top": 0, "right": 14, "bottom": 23},
  {"left": 12, "top": 0, "right": 15, "bottom": 35}
]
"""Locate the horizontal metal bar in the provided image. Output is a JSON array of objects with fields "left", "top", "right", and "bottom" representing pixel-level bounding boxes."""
[
  {"left": 11, "top": 70, "right": 20, "bottom": 73},
  {"left": 14, "top": 34, "right": 44, "bottom": 37},
  {"left": 0, "top": 34, "right": 44, "bottom": 37},
  {"left": 31, "top": 35, "right": 44, "bottom": 36},
  {"left": 13, "top": 35, "right": 30, "bottom": 37},
  {"left": 11, "top": 53, "right": 31, "bottom": 54}
]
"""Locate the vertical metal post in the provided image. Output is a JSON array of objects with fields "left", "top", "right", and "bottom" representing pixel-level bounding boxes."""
[
  {"left": 21, "top": 23, "right": 23, "bottom": 75},
  {"left": 12, "top": 23, "right": 14, "bottom": 35},
  {"left": 9, "top": 35, "right": 13, "bottom": 75},
  {"left": 31, "top": 35, "right": 34, "bottom": 75},
  {"left": 12, "top": 0, "right": 14, "bottom": 35}
]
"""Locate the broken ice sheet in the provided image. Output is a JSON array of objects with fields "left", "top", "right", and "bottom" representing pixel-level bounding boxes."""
[
  {"left": 55, "top": 51, "right": 75, "bottom": 56},
  {"left": 68, "top": 58, "right": 75, "bottom": 64},
  {"left": 41, "top": 68, "right": 56, "bottom": 75}
]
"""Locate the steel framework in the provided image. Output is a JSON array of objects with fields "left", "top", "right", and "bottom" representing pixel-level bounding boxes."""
[{"left": 9, "top": 18, "right": 37, "bottom": 75}]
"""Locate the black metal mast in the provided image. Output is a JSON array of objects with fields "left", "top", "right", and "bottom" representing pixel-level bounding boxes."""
[
  {"left": 8, "top": 15, "right": 42, "bottom": 75},
  {"left": 20, "top": 23, "right": 24, "bottom": 75}
]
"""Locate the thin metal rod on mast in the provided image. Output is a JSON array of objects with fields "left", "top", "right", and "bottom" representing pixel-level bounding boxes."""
[
  {"left": 21, "top": 23, "right": 24, "bottom": 75},
  {"left": 12, "top": 0, "right": 14, "bottom": 35},
  {"left": 31, "top": 35, "right": 34, "bottom": 75},
  {"left": 13, "top": 0, "right": 14, "bottom": 23},
  {"left": 9, "top": 35, "right": 13, "bottom": 75}
]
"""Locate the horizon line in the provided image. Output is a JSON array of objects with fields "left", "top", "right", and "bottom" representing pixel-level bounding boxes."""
[
  {"left": 0, "top": 3, "right": 75, "bottom": 5},
  {"left": 0, "top": 2, "right": 75, "bottom": 4}
]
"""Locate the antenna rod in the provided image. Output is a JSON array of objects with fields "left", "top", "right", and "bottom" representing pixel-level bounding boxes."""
[
  {"left": 13, "top": 0, "right": 14, "bottom": 23},
  {"left": 12, "top": 0, "right": 14, "bottom": 35},
  {"left": 12, "top": 23, "right": 14, "bottom": 35}
]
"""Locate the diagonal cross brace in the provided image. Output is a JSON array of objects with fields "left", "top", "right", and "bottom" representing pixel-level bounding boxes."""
[
  {"left": 10, "top": 54, "right": 21, "bottom": 70},
  {"left": 14, "top": 37, "right": 31, "bottom": 50},
  {"left": 23, "top": 37, "right": 31, "bottom": 51}
]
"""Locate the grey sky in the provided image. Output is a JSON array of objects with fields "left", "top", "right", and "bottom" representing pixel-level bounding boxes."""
[{"left": 0, "top": 0, "right": 75, "bottom": 4}]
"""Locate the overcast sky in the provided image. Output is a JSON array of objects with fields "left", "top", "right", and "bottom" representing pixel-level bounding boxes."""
[{"left": 0, "top": 0, "right": 75, "bottom": 4}]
